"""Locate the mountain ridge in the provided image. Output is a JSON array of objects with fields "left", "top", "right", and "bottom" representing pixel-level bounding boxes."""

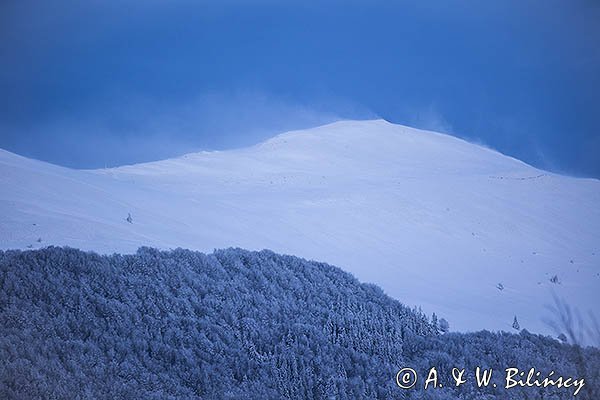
[
  {"left": 1, "top": 119, "right": 598, "bottom": 339},
  {"left": 98, "top": 119, "right": 535, "bottom": 177}
]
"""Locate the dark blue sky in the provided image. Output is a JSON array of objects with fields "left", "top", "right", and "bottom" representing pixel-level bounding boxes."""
[{"left": 1, "top": 1, "right": 599, "bottom": 177}]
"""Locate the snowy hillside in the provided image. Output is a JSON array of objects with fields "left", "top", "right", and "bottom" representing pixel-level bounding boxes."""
[{"left": 1, "top": 119, "right": 598, "bottom": 338}]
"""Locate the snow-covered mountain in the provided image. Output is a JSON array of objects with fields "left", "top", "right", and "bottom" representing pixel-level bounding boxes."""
[{"left": 1, "top": 119, "right": 598, "bottom": 338}]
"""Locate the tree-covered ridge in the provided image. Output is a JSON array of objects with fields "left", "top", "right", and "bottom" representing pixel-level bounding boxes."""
[{"left": 0, "top": 247, "right": 598, "bottom": 399}]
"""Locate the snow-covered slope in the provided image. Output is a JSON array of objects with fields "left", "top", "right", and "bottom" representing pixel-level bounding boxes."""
[{"left": 1, "top": 119, "right": 598, "bottom": 338}]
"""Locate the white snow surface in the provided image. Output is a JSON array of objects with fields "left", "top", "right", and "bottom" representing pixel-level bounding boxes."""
[{"left": 1, "top": 119, "right": 599, "bottom": 338}]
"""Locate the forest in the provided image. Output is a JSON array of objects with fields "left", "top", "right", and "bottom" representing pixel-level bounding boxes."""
[{"left": 1, "top": 247, "right": 598, "bottom": 399}]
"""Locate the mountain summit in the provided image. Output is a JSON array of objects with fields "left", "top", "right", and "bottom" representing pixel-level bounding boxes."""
[{"left": 1, "top": 119, "right": 598, "bottom": 337}]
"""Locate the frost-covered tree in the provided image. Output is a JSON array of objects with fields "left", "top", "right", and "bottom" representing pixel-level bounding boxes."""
[
  {"left": 512, "top": 315, "right": 520, "bottom": 330},
  {"left": 431, "top": 312, "right": 439, "bottom": 334},
  {"left": 0, "top": 247, "right": 597, "bottom": 399},
  {"left": 439, "top": 318, "right": 450, "bottom": 334}
]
